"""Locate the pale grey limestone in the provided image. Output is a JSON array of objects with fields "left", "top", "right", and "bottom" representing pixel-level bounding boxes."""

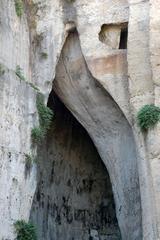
[{"left": 0, "top": 0, "right": 160, "bottom": 239}]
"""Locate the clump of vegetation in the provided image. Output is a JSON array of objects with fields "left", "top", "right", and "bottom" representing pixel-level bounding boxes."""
[
  {"left": 137, "top": 104, "right": 160, "bottom": 131},
  {"left": 0, "top": 64, "right": 5, "bottom": 76},
  {"left": 29, "top": 82, "right": 40, "bottom": 91},
  {"left": 15, "top": 65, "right": 25, "bottom": 81},
  {"left": 36, "top": 93, "right": 54, "bottom": 130},
  {"left": 31, "top": 93, "right": 54, "bottom": 144},
  {"left": 40, "top": 52, "right": 48, "bottom": 59},
  {"left": 15, "top": 0, "right": 24, "bottom": 18},
  {"left": 15, "top": 67, "right": 40, "bottom": 91},
  {"left": 31, "top": 127, "right": 45, "bottom": 144},
  {"left": 14, "top": 220, "right": 37, "bottom": 240}
]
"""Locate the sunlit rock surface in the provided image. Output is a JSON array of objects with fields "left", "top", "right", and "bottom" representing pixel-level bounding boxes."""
[{"left": 0, "top": 0, "right": 160, "bottom": 239}]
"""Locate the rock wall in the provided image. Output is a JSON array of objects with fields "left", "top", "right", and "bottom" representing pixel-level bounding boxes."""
[
  {"left": 53, "top": 31, "right": 142, "bottom": 240},
  {"left": 0, "top": 0, "right": 160, "bottom": 239},
  {"left": 30, "top": 93, "right": 120, "bottom": 240},
  {"left": 0, "top": 1, "right": 37, "bottom": 238}
]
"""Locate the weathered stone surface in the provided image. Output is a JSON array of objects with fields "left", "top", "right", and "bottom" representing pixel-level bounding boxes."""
[
  {"left": 128, "top": 0, "right": 159, "bottom": 239},
  {"left": 99, "top": 24, "right": 121, "bottom": 49},
  {"left": 0, "top": 67, "right": 37, "bottom": 239},
  {"left": 30, "top": 94, "right": 120, "bottom": 240},
  {"left": 1, "top": 0, "right": 160, "bottom": 239},
  {"left": 53, "top": 32, "right": 142, "bottom": 240}
]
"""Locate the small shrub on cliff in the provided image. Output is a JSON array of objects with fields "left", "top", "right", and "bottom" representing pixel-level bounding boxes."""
[
  {"left": 36, "top": 93, "right": 54, "bottom": 131},
  {"left": 25, "top": 153, "right": 33, "bottom": 164},
  {"left": 15, "top": 0, "right": 24, "bottom": 18},
  {"left": 14, "top": 220, "right": 37, "bottom": 240},
  {"left": 137, "top": 104, "right": 160, "bottom": 131},
  {"left": 31, "top": 93, "right": 54, "bottom": 144},
  {"left": 31, "top": 127, "right": 45, "bottom": 143},
  {"left": 25, "top": 153, "right": 36, "bottom": 168}
]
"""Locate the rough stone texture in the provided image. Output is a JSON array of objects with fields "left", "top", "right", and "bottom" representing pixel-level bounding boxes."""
[
  {"left": 128, "top": 0, "right": 160, "bottom": 239},
  {"left": 0, "top": 2, "right": 37, "bottom": 238},
  {"left": 1, "top": 0, "right": 160, "bottom": 239},
  {"left": 53, "top": 31, "right": 142, "bottom": 240},
  {"left": 99, "top": 24, "right": 121, "bottom": 49},
  {"left": 30, "top": 94, "right": 120, "bottom": 240}
]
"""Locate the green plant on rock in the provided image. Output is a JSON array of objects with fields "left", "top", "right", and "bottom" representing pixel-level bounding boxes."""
[
  {"left": 31, "top": 93, "right": 54, "bottom": 144},
  {"left": 14, "top": 220, "right": 37, "bottom": 240},
  {"left": 31, "top": 127, "right": 45, "bottom": 143},
  {"left": 36, "top": 93, "right": 54, "bottom": 130},
  {"left": 25, "top": 153, "right": 32, "bottom": 164},
  {"left": 137, "top": 104, "right": 160, "bottom": 131},
  {"left": 29, "top": 82, "right": 40, "bottom": 91},
  {"left": 16, "top": 65, "right": 25, "bottom": 81},
  {"left": 25, "top": 153, "right": 36, "bottom": 166},
  {"left": 15, "top": 0, "right": 24, "bottom": 18}
]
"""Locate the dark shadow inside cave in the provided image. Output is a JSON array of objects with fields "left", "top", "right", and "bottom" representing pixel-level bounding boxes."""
[{"left": 30, "top": 90, "right": 121, "bottom": 240}]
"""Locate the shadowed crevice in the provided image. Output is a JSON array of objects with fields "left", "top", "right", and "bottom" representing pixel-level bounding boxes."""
[
  {"left": 30, "top": 91, "right": 121, "bottom": 240},
  {"left": 53, "top": 31, "right": 142, "bottom": 240}
]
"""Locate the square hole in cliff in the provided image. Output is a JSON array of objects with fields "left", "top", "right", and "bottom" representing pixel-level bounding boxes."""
[{"left": 99, "top": 23, "right": 128, "bottom": 50}]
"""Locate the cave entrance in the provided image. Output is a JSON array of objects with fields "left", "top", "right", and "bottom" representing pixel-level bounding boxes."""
[{"left": 30, "top": 91, "right": 121, "bottom": 240}]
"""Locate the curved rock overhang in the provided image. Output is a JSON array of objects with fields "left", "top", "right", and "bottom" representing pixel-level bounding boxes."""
[
  {"left": 30, "top": 92, "right": 121, "bottom": 240},
  {"left": 53, "top": 31, "right": 142, "bottom": 239}
]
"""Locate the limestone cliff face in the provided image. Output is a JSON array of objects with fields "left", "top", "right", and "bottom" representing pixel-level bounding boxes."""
[
  {"left": 30, "top": 93, "right": 121, "bottom": 240},
  {"left": 0, "top": 0, "right": 160, "bottom": 240},
  {"left": 53, "top": 32, "right": 142, "bottom": 240}
]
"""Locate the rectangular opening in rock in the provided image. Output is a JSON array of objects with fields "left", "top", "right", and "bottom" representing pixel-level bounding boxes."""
[{"left": 119, "top": 26, "right": 128, "bottom": 49}]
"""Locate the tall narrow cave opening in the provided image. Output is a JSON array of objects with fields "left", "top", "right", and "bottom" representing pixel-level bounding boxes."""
[
  {"left": 30, "top": 90, "right": 121, "bottom": 240},
  {"left": 119, "top": 26, "right": 128, "bottom": 49}
]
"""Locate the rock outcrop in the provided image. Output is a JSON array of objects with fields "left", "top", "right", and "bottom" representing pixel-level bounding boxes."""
[
  {"left": 30, "top": 93, "right": 121, "bottom": 240},
  {"left": 0, "top": 0, "right": 160, "bottom": 239}
]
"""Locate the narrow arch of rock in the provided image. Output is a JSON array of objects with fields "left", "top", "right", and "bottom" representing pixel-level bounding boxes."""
[{"left": 52, "top": 31, "right": 142, "bottom": 239}]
